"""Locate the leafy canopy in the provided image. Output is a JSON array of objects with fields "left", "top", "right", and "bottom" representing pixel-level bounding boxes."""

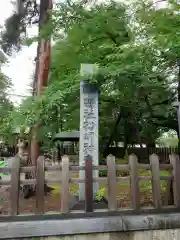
[{"left": 2, "top": 0, "right": 179, "bottom": 150}]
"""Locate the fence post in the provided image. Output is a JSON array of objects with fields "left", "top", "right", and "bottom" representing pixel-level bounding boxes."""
[
  {"left": 169, "top": 154, "right": 180, "bottom": 207},
  {"left": 107, "top": 154, "right": 117, "bottom": 210},
  {"left": 150, "top": 154, "right": 161, "bottom": 208},
  {"left": 163, "top": 178, "right": 172, "bottom": 206},
  {"left": 61, "top": 155, "right": 70, "bottom": 213},
  {"left": 36, "top": 156, "right": 45, "bottom": 214},
  {"left": 85, "top": 155, "right": 93, "bottom": 212},
  {"left": 10, "top": 156, "right": 20, "bottom": 215},
  {"left": 129, "top": 154, "right": 140, "bottom": 210}
]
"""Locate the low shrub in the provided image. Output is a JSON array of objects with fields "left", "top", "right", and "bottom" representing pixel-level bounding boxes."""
[
  {"left": 99, "top": 170, "right": 107, "bottom": 177},
  {"left": 95, "top": 187, "right": 106, "bottom": 201}
]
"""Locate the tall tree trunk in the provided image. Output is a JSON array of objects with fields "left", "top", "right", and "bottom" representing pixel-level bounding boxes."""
[
  {"left": 57, "top": 143, "right": 62, "bottom": 164},
  {"left": 132, "top": 113, "right": 143, "bottom": 147},
  {"left": 147, "top": 142, "right": 156, "bottom": 148},
  {"left": 30, "top": 39, "right": 51, "bottom": 165},
  {"left": 24, "top": 0, "right": 53, "bottom": 198},
  {"left": 177, "top": 60, "right": 180, "bottom": 154},
  {"left": 123, "top": 119, "right": 129, "bottom": 158},
  {"left": 30, "top": 0, "right": 52, "bottom": 165},
  {"left": 103, "top": 108, "right": 122, "bottom": 157}
]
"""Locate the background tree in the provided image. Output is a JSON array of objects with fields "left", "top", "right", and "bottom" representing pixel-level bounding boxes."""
[
  {"left": 0, "top": 65, "right": 14, "bottom": 144},
  {"left": 1, "top": 0, "right": 179, "bottom": 158},
  {"left": 157, "top": 131, "right": 178, "bottom": 148},
  {"left": 0, "top": 0, "right": 39, "bottom": 54}
]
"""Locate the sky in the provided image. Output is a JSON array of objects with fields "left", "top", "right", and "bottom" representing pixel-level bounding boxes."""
[
  {"left": 0, "top": 0, "right": 38, "bottom": 105},
  {"left": 0, "top": 0, "right": 166, "bottom": 105}
]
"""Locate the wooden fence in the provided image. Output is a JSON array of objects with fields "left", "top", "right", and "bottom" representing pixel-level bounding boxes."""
[
  {"left": 56, "top": 146, "right": 178, "bottom": 163},
  {"left": 106, "top": 147, "right": 179, "bottom": 162},
  {"left": 0, "top": 153, "right": 180, "bottom": 216}
]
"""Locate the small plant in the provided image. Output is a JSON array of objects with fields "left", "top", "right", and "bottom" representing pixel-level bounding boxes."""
[
  {"left": 99, "top": 157, "right": 107, "bottom": 177},
  {"left": 99, "top": 170, "right": 107, "bottom": 177},
  {"left": 0, "top": 161, "right": 9, "bottom": 211},
  {"left": 99, "top": 157, "right": 106, "bottom": 165},
  {"left": 0, "top": 161, "right": 8, "bottom": 176},
  {"left": 95, "top": 187, "right": 106, "bottom": 202}
]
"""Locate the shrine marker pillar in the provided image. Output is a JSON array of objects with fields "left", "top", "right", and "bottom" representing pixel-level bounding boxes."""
[{"left": 79, "top": 64, "right": 99, "bottom": 201}]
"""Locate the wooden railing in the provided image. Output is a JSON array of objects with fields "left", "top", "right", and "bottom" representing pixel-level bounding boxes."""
[{"left": 0, "top": 154, "right": 180, "bottom": 216}]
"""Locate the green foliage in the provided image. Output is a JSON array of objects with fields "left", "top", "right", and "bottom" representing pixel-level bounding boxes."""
[
  {"left": 99, "top": 170, "right": 107, "bottom": 177},
  {"left": 95, "top": 187, "right": 106, "bottom": 202},
  {"left": 157, "top": 131, "right": 178, "bottom": 147},
  {"left": 0, "top": 13, "right": 24, "bottom": 54},
  {"left": 0, "top": 66, "right": 14, "bottom": 144},
  {"left": 2, "top": 0, "right": 180, "bottom": 149},
  {"left": 0, "top": 161, "right": 8, "bottom": 176},
  {"left": 0, "top": 0, "right": 40, "bottom": 54}
]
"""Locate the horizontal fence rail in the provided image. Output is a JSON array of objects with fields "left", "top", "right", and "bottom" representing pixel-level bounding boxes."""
[{"left": 0, "top": 154, "right": 179, "bottom": 216}]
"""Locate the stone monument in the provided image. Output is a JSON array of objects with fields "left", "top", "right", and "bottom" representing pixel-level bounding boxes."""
[
  {"left": 17, "top": 139, "right": 25, "bottom": 159},
  {"left": 79, "top": 63, "right": 99, "bottom": 201}
]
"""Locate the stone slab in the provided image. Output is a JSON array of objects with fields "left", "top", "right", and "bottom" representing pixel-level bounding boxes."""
[{"left": 2, "top": 212, "right": 180, "bottom": 239}]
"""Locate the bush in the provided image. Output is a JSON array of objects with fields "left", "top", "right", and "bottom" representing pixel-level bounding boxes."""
[
  {"left": 99, "top": 158, "right": 106, "bottom": 165},
  {"left": 99, "top": 170, "right": 107, "bottom": 177},
  {"left": 95, "top": 188, "right": 106, "bottom": 201},
  {"left": 99, "top": 157, "right": 107, "bottom": 176}
]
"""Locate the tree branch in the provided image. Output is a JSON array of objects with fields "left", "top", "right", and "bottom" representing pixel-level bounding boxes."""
[
  {"left": 144, "top": 95, "right": 178, "bottom": 131},
  {"left": 151, "top": 96, "right": 175, "bottom": 107}
]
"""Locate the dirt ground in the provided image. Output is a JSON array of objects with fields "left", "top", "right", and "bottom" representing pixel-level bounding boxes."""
[
  {"left": 0, "top": 185, "right": 153, "bottom": 215},
  {"left": 0, "top": 170, "right": 67, "bottom": 215},
  {"left": 0, "top": 163, "right": 154, "bottom": 215},
  {"left": 0, "top": 188, "right": 62, "bottom": 215}
]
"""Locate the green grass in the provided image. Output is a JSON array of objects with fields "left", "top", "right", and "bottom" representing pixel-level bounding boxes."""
[
  {"left": 115, "top": 158, "right": 170, "bottom": 193},
  {"left": 50, "top": 167, "right": 170, "bottom": 199},
  {"left": 51, "top": 183, "right": 79, "bottom": 196},
  {"left": 138, "top": 169, "right": 170, "bottom": 192}
]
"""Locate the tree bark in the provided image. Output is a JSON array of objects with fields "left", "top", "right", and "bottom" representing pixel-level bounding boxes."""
[
  {"left": 122, "top": 118, "right": 127, "bottom": 156},
  {"left": 30, "top": 0, "right": 52, "bottom": 165},
  {"left": 103, "top": 108, "right": 122, "bottom": 157},
  {"left": 24, "top": 0, "right": 53, "bottom": 198}
]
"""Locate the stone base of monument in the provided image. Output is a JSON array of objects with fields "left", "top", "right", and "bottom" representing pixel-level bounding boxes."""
[{"left": 69, "top": 195, "right": 108, "bottom": 211}]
